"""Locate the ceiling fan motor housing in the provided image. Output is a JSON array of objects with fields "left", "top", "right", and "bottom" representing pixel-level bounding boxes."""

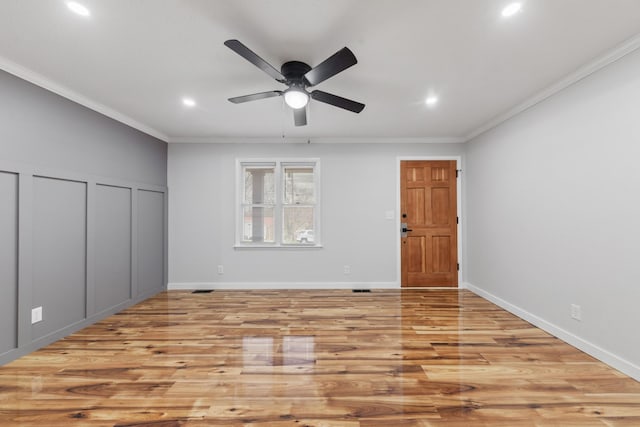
[{"left": 281, "top": 61, "right": 312, "bottom": 86}]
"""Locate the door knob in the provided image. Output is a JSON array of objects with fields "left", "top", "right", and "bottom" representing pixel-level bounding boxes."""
[{"left": 401, "top": 222, "right": 413, "bottom": 236}]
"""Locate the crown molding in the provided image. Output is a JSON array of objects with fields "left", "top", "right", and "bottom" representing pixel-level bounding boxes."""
[
  {"left": 0, "top": 55, "right": 169, "bottom": 143},
  {"left": 465, "top": 32, "right": 640, "bottom": 142},
  {"left": 166, "top": 136, "right": 466, "bottom": 144}
]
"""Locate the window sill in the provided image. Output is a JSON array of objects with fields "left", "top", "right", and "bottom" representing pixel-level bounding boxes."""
[{"left": 234, "top": 244, "right": 323, "bottom": 250}]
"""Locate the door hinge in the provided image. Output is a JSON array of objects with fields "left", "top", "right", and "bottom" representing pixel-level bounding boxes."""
[
  {"left": 456, "top": 169, "right": 461, "bottom": 178},
  {"left": 456, "top": 216, "right": 459, "bottom": 224},
  {"left": 457, "top": 263, "right": 460, "bottom": 271}
]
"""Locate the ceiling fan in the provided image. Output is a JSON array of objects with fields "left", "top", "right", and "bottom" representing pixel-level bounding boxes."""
[{"left": 224, "top": 39, "right": 365, "bottom": 126}]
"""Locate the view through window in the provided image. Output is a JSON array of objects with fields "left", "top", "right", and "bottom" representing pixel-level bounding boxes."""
[{"left": 238, "top": 160, "right": 319, "bottom": 246}]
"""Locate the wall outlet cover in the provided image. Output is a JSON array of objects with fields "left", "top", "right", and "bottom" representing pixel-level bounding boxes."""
[
  {"left": 31, "top": 306, "right": 43, "bottom": 324},
  {"left": 571, "top": 304, "right": 582, "bottom": 321}
]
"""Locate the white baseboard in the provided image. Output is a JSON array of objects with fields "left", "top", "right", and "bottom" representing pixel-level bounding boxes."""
[
  {"left": 463, "top": 282, "right": 640, "bottom": 382},
  {"left": 168, "top": 281, "right": 400, "bottom": 290}
]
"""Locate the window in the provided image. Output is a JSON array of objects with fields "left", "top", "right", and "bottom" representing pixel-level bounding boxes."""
[{"left": 237, "top": 159, "right": 320, "bottom": 247}]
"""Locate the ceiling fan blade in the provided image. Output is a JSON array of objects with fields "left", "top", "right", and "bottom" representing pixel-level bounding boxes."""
[
  {"left": 304, "top": 47, "right": 357, "bottom": 86},
  {"left": 311, "top": 90, "right": 365, "bottom": 113},
  {"left": 228, "top": 91, "right": 283, "bottom": 104},
  {"left": 293, "top": 107, "right": 307, "bottom": 126},
  {"left": 224, "top": 39, "right": 285, "bottom": 82}
]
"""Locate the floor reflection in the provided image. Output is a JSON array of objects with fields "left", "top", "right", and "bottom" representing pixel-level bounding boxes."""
[{"left": 242, "top": 335, "right": 316, "bottom": 368}]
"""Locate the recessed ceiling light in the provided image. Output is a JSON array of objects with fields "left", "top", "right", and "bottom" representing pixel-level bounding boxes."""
[
  {"left": 66, "top": 1, "right": 90, "bottom": 17},
  {"left": 425, "top": 96, "right": 438, "bottom": 106},
  {"left": 182, "top": 98, "right": 196, "bottom": 108},
  {"left": 501, "top": 2, "right": 522, "bottom": 18}
]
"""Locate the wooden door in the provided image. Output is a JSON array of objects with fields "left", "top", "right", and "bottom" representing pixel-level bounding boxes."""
[{"left": 401, "top": 160, "right": 458, "bottom": 287}]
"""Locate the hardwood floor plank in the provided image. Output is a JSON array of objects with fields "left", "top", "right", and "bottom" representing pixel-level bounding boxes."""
[{"left": 1, "top": 289, "right": 639, "bottom": 426}]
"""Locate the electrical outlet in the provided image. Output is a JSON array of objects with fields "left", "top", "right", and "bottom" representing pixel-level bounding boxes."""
[
  {"left": 31, "top": 306, "right": 43, "bottom": 324},
  {"left": 217, "top": 265, "right": 224, "bottom": 275},
  {"left": 571, "top": 304, "right": 582, "bottom": 321},
  {"left": 343, "top": 265, "right": 351, "bottom": 275}
]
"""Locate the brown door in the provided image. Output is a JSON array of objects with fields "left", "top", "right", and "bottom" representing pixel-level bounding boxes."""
[{"left": 401, "top": 160, "right": 458, "bottom": 287}]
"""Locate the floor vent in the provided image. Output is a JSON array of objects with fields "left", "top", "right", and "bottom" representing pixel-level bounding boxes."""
[
  {"left": 352, "top": 289, "right": 371, "bottom": 293},
  {"left": 192, "top": 289, "right": 214, "bottom": 294}
]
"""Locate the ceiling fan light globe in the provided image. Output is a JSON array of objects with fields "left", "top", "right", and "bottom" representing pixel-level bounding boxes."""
[{"left": 284, "top": 89, "right": 309, "bottom": 109}]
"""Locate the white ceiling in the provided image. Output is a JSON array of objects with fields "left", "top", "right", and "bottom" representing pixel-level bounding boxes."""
[{"left": 1, "top": 0, "right": 640, "bottom": 143}]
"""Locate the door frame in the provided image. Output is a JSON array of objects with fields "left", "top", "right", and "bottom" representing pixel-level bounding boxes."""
[{"left": 396, "top": 156, "right": 463, "bottom": 287}]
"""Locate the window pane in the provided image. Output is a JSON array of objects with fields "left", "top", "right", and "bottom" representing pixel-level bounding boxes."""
[
  {"left": 244, "top": 167, "right": 275, "bottom": 204},
  {"left": 283, "top": 167, "right": 314, "bottom": 204},
  {"left": 283, "top": 206, "right": 314, "bottom": 244},
  {"left": 242, "top": 206, "right": 275, "bottom": 243}
]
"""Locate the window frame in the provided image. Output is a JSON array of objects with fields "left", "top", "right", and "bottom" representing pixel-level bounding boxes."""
[{"left": 235, "top": 158, "right": 321, "bottom": 248}]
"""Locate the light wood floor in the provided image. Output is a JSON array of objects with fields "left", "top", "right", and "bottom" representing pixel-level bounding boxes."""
[{"left": 1, "top": 290, "right": 639, "bottom": 426}]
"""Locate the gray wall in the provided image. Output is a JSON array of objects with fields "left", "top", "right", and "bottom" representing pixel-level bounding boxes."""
[
  {"left": 138, "top": 190, "right": 166, "bottom": 294},
  {"left": 95, "top": 185, "right": 132, "bottom": 313},
  {"left": 0, "top": 172, "right": 18, "bottom": 354},
  {"left": 0, "top": 71, "right": 166, "bottom": 186},
  {"left": 0, "top": 69, "right": 167, "bottom": 365},
  {"left": 32, "top": 177, "right": 87, "bottom": 339},
  {"left": 168, "top": 142, "right": 464, "bottom": 288},
  {"left": 464, "top": 47, "right": 640, "bottom": 380}
]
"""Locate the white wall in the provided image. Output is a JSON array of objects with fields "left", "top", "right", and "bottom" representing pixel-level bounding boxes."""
[
  {"left": 168, "top": 142, "right": 464, "bottom": 288},
  {"left": 465, "top": 48, "right": 640, "bottom": 380}
]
